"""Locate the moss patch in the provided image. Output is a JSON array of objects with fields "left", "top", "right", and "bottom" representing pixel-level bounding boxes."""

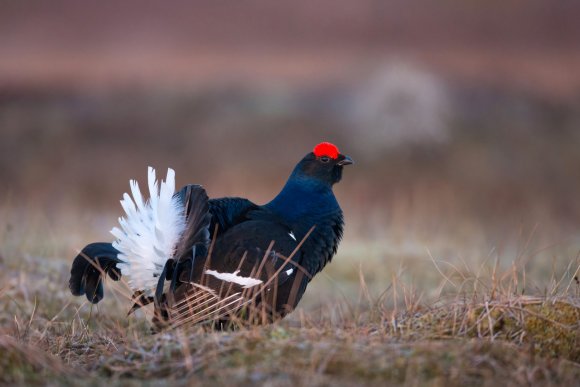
[{"left": 401, "top": 298, "right": 580, "bottom": 362}]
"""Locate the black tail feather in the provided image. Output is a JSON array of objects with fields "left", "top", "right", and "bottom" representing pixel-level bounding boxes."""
[
  {"left": 153, "top": 185, "right": 211, "bottom": 325},
  {"left": 173, "top": 185, "right": 211, "bottom": 263},
  {"left": 83, "top": 269, "right": 104, "bottom": 304},
  {"left": 69, "top": 242, "right": 122, "bottom": 303},
  {"left": 172, "top": 185, "right": 212, "bottom": 286}
]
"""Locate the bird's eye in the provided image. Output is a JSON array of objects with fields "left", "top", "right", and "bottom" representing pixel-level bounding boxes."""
[{"left": 320, "top": 156, "right": 330, "bottom": 163}]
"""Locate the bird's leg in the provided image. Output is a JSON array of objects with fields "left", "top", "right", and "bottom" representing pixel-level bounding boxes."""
[
  {"left": 170, "top": 260, "right": 180, "bottom": 293},
  {"left": 154, "top": 259, "right": 172, "bottom": 309},
  {"left": 170, "top": 245, "right": 196, "bottom": 293},
  {"left": 187, "top": 245, "right": 196, "bottom": 283}
]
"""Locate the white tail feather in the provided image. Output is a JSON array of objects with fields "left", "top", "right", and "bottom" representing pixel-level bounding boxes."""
[
  {"left": 204, "top": 269, "right": 263, "bottom": 288},
  {"left": 112, "top": 167, "right": 185, "bottom": 294}
]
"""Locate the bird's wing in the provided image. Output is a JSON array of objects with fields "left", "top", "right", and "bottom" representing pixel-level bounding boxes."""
[
  {"left": 209, "top": 219, "right": 302, "bottom": 284},
  {"left": 207, "top": 196, "right": 259, "bottom": 236},
  {"left": 165, "top": 219, "right": 309, "bottom": 328}
]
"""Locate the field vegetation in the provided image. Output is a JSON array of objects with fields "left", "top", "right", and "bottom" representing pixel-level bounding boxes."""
[
  {"left": 2, "top": 2, "right": 580, "bottom": 384},
  {"left": 1, "top": 182, "right": 579, "bottom": 386}
]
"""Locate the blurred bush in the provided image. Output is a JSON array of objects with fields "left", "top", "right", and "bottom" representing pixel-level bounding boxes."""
[{"left": 1, "top": 0, "right": 579, "bottom": 231}]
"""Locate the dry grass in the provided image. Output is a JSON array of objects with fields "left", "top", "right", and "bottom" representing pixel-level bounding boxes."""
[{"left": 1, "top": 204, "right": 580, "bottom": 386}]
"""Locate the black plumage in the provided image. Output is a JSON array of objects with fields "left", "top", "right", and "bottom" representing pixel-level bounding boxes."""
[
  {"left": 69, "top": 242, "right": 122, "bottom": 303},
  {"left": 69, "top": 143, "right": 353, "bottom": 329}
]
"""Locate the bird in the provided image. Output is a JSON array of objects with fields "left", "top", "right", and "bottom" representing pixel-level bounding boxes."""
[{"left": 69, "top": 142, "right": 353, "bottom": 330}]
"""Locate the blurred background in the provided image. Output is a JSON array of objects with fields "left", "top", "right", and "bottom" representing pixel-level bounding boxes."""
[{"left": 1, "top": 1, "right": 580, "bottom": 302}]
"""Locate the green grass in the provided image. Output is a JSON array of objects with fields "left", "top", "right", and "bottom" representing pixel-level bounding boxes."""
[{"left": 1, "top": 205, "right": 579, "bottom": 386}]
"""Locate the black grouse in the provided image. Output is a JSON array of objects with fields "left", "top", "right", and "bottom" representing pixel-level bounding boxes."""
[{"left": 69, "top": 142, "right": 353, "bottom": 329}]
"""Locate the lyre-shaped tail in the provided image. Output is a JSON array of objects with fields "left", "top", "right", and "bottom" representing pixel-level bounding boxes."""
[{"left": 111, "top": 167, "right": 186, "bottom": 294}]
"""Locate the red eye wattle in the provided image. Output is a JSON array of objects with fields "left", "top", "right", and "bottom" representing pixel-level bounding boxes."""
[{"left": 313, "top": 142, "right": 339, "bottom": 159}]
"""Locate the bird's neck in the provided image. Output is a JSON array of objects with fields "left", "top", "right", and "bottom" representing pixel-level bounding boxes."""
[{"left": 265, "top": 177, "right": 340, "bottom": 223}]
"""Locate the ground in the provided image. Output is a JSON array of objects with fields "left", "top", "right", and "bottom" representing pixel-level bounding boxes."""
[{"left": 1, "top": 205, "right": 579, "bottom": 386}]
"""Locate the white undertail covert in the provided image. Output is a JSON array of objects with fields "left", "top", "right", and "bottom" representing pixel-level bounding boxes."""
[{"left": 111, "top": 167, "right": 186, "bottom": 293}]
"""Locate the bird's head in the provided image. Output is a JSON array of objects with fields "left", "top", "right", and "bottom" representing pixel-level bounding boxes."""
[{"left": 291, "top": 142, "right": 354, "bottom": 186}]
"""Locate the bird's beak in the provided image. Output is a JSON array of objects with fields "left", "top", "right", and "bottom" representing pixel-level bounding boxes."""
[{"left": 337, "top": 155, "right": 354, "bottom": 166}]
